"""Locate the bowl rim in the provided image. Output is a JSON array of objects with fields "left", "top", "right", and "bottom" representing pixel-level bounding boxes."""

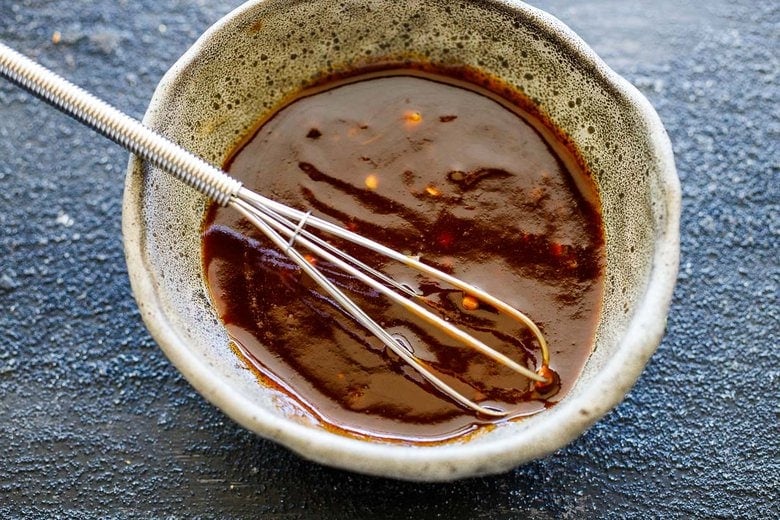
[{"left": 122, "top": 0, "right": 680, "bottom": 481}]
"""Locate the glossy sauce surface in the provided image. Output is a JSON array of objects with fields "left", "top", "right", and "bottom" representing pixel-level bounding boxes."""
[{"left": 202, "top": 72, "right": 604, "bottom": 442}]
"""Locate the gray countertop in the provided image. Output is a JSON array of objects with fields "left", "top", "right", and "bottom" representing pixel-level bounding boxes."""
[{"left": 0, "top": 0, "right": 777, "bottom": 518}]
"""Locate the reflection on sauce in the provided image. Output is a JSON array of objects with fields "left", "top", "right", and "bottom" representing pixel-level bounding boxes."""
[{"left": 202, "top": 70, "right": 605, "bottom": 443}]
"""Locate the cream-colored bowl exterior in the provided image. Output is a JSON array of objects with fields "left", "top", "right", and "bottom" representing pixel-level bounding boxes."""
[{"left": 123, "top": 0, "right": 680, "bottom": 481}]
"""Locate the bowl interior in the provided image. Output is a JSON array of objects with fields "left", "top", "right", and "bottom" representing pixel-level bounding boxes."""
[{"left": 123, "top": 0, "right": 678, "bottom": 480}]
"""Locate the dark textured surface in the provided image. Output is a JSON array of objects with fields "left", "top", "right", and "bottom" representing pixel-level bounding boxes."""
[{"left": 0, "top": 0, "right": 777, "bottom": 517}]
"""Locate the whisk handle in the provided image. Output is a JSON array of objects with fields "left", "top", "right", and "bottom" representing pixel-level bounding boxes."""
[{"left": 0, "top": 42, "right": 242, "bottom": 206}]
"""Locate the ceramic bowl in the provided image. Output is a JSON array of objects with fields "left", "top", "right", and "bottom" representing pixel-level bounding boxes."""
[{"left": 123, "top": 0, "right": 680, "bottom": 481}]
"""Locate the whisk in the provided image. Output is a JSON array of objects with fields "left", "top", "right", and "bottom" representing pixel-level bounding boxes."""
[{"left": 0, "top": 42, "right": 550, "bottom": 417}]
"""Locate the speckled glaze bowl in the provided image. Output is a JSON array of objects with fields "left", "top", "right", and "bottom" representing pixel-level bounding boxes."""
[{"left": 123, "top": 0, "right": 679, "bottom": 481}]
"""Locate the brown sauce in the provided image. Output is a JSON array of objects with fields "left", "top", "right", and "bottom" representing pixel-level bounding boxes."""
[{"left": 202, "top": 70, "right": 605, "bottom": 443}]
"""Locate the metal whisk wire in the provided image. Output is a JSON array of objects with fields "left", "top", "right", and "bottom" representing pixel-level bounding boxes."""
[{"left": 0, "top": 42, "right": 550, "bottom": 417}]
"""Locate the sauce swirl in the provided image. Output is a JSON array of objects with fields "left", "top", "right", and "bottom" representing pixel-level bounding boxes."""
[{"left": 202, "top": 71, "right": 604, "bottom": 442}]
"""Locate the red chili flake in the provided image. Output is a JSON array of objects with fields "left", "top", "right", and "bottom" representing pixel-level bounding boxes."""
[
  {"left": 404, "top": 110, "right": 422, "bottom": 125},
  {"left": 436, "top": 231, "right": 455, "bottom": 248},
  {"left": 462, "top": 295, "right": 479, "bottom": 310},
  {"left": 535, "top": 365, "right": 558, "bottom": 392}
]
